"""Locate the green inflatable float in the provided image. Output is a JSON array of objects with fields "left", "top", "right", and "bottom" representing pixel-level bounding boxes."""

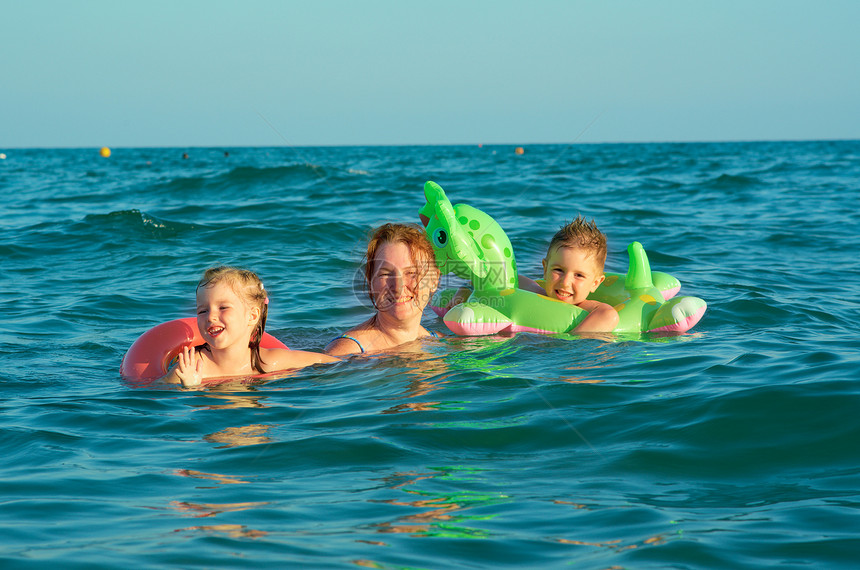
[{"left": 418, "top": 181, "right": 706, "bottom": 335}]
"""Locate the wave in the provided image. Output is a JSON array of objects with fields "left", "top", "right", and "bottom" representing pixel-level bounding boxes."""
[
  {"left": 80, "top": 209, "right": 195, "bottom": 238},
  {"left": 703, "top": 172, "right": 762, "bottom": 188},
  {"left": 144, "top": 163, "right": 349, "bottom": 197}
]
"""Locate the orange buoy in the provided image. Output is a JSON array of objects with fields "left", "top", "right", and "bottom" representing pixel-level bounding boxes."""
[{"left": 100, "top": 147, "right": 111, "bottom": 158}]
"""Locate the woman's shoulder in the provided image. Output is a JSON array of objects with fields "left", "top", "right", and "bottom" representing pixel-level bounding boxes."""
[
  {"left": 325, "top": 333, "right": 367, "bottom": 356},
  {"left": 325, "top": 318, "right": 378, "bottom": 356}
]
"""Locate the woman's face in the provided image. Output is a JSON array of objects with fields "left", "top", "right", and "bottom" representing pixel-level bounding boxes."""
[{"left": 370, "top": 242, "right": 438, "bottom": 322}]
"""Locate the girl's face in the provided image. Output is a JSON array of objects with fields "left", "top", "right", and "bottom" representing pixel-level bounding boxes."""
[
  {"left": 542, "top": 246, "right": 605, "bottom": 306},
  {"left": 370, "top": 242, "right": 438, "bottom": 322},
  {"left": 196, "top": 280, "right": 259, "bottom": 350}
]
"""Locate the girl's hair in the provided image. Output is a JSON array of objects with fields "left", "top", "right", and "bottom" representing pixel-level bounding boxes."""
[
  {"left": 547, "top": 215, "right": 608, "bottom": 271},
  {"left": 197, "top": 266, "right": 269, "bottom": 374},
  {"left": 364, "top": 223, "right": 438, "bottom": 304}
]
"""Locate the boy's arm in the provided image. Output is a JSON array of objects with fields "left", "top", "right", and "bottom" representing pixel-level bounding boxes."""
[
  {"left": 518, "top": 274, "right": 545, "bottom": 294},
  {"left": 572, "top": 300, "right": 619, "bottom": 333}
]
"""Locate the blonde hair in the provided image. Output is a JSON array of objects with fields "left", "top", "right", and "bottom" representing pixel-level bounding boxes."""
[
  {"left": 547, "top": 216, "right": 608, "bottom": 272},
  {"left": 197, "top": 266, "right": 268, "bottom": 373}
]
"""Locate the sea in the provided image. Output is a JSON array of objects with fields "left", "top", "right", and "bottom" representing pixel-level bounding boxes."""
[{"left": 1, "top": 141, "right": 858, "bottom": 569}]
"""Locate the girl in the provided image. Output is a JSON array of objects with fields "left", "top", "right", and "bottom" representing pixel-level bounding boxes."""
[{"left": 164, "top": 266, "right": 338, "bottom": 387}]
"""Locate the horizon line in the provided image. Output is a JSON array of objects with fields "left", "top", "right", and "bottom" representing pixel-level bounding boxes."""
[{"left": 3, "top": 136, "right": 859, "bottom": 151}]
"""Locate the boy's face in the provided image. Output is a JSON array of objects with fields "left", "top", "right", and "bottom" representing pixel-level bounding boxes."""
[{"left": 542, "top": 246, "right": 605, "bottom": 306}]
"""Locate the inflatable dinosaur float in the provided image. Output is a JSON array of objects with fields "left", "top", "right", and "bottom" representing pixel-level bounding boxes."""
[{"left": 418, "top": 181, "right": 706, "bottom": 335}]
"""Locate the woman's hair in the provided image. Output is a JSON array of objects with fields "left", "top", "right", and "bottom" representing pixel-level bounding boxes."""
[
  {"left": 197, "top": 266, "right": 269, "bottom": 373},
  {"left": 547, "top": 215, "right": 608, "bottom": 272},
  {"left": 364, "top": 223, "right": 438, "bottom": 303}
]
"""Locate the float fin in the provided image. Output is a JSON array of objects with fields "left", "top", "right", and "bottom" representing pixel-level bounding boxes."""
[{"left": 625, "top": 242, "right": 654, "bottom": 290}]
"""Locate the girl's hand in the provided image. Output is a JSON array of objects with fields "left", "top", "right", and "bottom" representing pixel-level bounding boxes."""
[{"left": 176, "top": 345, "right": 203, "bottom": 388}]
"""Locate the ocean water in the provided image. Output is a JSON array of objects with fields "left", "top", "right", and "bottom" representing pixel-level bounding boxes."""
[{"left": 1, "top": 141, "right": 859, "bottom": 569}]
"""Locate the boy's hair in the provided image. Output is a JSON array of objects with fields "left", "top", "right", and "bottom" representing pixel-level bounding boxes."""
[
  {"left": 197, "top": 266, "right": 268, "bottom": 374},
  {"left": 364, "top": 223, "right": 438, "bottom": 304},
  {"left": 547, "top": 216, "right": 608, "bottom": 271}
]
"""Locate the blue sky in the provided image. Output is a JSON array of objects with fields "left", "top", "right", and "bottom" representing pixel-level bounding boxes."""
[{"left": 2, "top": 1, "right": 858, "bottom": 147}]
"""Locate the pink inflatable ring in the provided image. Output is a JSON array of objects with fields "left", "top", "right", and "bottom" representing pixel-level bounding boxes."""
[{"left": 120, "top": 317, "right": 288, "bottom": 382}]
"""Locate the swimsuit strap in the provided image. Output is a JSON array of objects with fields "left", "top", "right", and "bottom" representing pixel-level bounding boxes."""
[
  {"left": 332, "top": 332, "right": 437, "bottom": 354},
  {"left": 333, "top": 334, "right": 365, "bottom": 354}
]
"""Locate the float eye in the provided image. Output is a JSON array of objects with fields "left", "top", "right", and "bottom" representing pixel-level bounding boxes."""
[{"left": 433, "top": 228, "right": 448, "bottom": 247}]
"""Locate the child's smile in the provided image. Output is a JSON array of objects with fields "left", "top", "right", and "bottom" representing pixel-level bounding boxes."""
[
  {"left": 196, "top": 281, "right": 256, "bottom": 349},
  {"left": 542, "top": 246, "right": 605, "bottom": 306}
]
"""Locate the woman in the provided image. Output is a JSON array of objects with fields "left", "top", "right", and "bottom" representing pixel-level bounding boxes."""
[{"left": 326, "top": 223, "right": 441, "bottom": 356}]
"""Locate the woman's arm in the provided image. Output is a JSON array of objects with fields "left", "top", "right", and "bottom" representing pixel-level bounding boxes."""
[{"left": 265, "top": 347, "right": 340, "bottom": 369}]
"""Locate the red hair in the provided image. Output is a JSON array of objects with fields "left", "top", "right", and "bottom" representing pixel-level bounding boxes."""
[{"left": 364, "top": 223, "right": 438, "bottom": 302}]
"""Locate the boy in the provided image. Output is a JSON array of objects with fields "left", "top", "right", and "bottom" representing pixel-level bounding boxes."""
[{"left": 518, "top": 216, "right": 619, "bottom": 333}]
